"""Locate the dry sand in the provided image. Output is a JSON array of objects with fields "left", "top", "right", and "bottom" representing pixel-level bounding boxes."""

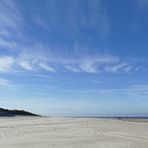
[{"left": 0, "top": 117, "right": 148, "bottom": 148}]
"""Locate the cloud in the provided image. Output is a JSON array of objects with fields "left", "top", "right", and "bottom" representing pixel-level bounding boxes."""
[
  {"left": 124, "top": 85, "right": 148, "bottom": 96},
  {"left": 136, "top": 0, "right": 148, "bottom": 9},
  {"left": 19, "top": 60, "right": 33, "bottom": 71},
  {"left": 0, "top": 38, "right": 18, "bottom": 50},
  {"left": 16, "top": 47, "right": 55, "bottom": 72},
  {"left": 79, "top": 55, "right": 119, "bottom": 73},
  {"left": 0, "top": 46, "right": 141, "bottom": 75},
  {"left": 0, "top": 78, "right": 11, "bottom": 87},
  {"left": 133, "top": 0, "right": 148, "bottom": 34},
  {"left": 39, "top": 63, "right": 55, "bottom": 72},
  {"left": 0, "top": 56, "right": 15, "bottom": 72},
  {"left": 104, "top": 63, "right": 134, "bottom": 73},
  {"left": 80, "top": 64, "right": 97, "bottom": 73},
  {"left": 0, "top": 0, "right": 23, "bottom": 38},
  {"left": 0, "top": 0, "right": 140, "bottom": 75},
  {"left": 20, "top": 50, "right": 138, "bottom": 74},
  {"left": 129, "top": 85, "right": 148, "bottom": 91},
  {"left": 91, "top": 80, "right": 102, "bottom": 84},
  {"left": 64, "top": 65, "right": 80, "bottom": 72},
  {"left": 0, "top": 35, "right": 143, "bottom": 75},
  {"left": 0, "top": 0, "right": 24, "bottom": 55},
  {"left": 10, "top": 43, "right": 120, "bottom": 74},
  {"left": 32, "top": 0, "right": 110, "bottom": 38},
  {"left": 61, "top": 84, "right": 148, "bottom": 97}
]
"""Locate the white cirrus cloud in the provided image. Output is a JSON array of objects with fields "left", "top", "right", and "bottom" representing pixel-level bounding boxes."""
[
  {"left": 0, "top": 0, "right": 23, "bottom": 38},
  {"left": 39, "top": 63, "right": 55, "bottom": 72},
  {"left": 0, "top": 42, "right": 142, "bottom": 75},
  {"left": 64, "top": 65, "right": 80, "bottom": 72},
  {"left": 78, "top": 55, "right": 119, "bottom": 73},
  {"left": 0, "top": 56, "right": 15, "bottom": 72},
  {"left": 79, "top": 62, "right": 98, "bottom": 73},
  {"left": 32, "top": 0, "right": 110, "bottom": 38},
  {"left": 104, "top": 62, "right": 134, "bottom": 73},
  {"left": 0, "top": 52, "right": 139, "bottom": 74},
  {"left": 19, "top": 60, "right": 33, "bottom": 71}
]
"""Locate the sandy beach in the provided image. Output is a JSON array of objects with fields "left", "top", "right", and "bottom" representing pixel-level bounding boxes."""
[{"left": 0, "top": 117, "right": 148, "bottom": 148}]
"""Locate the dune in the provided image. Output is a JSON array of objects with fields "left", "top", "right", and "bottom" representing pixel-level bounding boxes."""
[
  {"left": 0, "top": 108, "right": 39, "bottom": 117},
  {"left": 0, "top": 117, "right": 148, "bottom": 148}
]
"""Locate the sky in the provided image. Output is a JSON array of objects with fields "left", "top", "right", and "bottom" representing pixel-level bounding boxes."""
[{"left": 0, "top": 0, "right": 148, "bottom": 116}]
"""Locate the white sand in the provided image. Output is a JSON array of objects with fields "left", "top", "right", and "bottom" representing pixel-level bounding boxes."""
[{"left": 0, "top": 117, "right": 148, "bottom": 148}]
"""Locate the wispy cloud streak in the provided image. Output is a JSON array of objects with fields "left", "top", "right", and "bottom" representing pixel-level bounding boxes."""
[
  {"left": 33, "top": 0, "right": 110, "bottom": 38},
  {"left": 0, "top": 47, "right": 141, "bottom": 74},
  {"left": 0, "top": 56, "right": 15, "bottom": 72},
  {"left": 0, "top": 0, "right": 145, "bottom": 75},
  {"left": 0, "top": 78, "right": 11, "bottom": 87},
  {"left": 104, "top": 63, "right": 134, "bottom": 73},
  {"left": 0, "top": 0, "right": 23, "bottom": 37},
  {"left": 136, "top": 0, "right": 148, "bottom": 9}
]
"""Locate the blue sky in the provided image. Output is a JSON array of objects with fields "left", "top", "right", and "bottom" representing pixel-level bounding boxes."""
[{"left": 0, "top": 0, "right": 148, "bottom": 116}]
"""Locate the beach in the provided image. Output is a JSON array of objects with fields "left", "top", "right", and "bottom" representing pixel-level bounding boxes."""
[{"left": 0, "top": 117, "right": 148, "bottom": 148}]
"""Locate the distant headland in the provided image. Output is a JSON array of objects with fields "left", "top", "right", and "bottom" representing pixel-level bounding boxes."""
[{"left": 0, "top": 108, "right": 40, "bottom": 117}]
